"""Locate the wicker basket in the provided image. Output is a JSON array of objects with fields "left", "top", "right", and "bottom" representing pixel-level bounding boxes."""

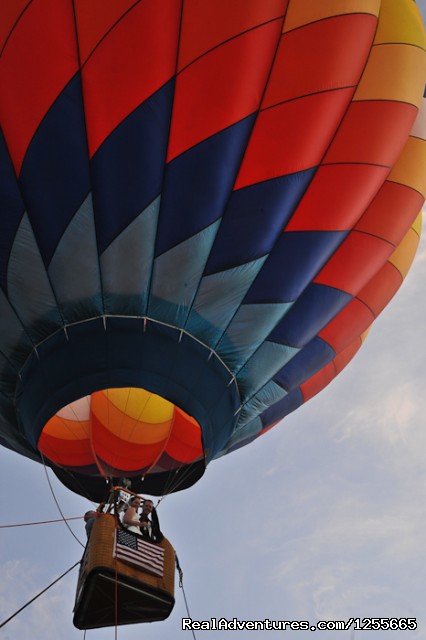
[{"left": 73, "top": 513, "right": 175, "bottom": 629}]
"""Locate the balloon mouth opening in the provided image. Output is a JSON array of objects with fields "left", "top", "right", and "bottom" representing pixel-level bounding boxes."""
[
  {"left": 38, "top": 386, "right": 204, "bottom": 478},
  {"left": 17, "top": 315, "right": 240, "bottom": 497}
]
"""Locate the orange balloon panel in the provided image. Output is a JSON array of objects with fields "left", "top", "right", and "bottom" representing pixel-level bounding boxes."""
[
  {"left": 0, "top": 0, "right": 424, "bottom": 502},
  {"left": 38, "top": 387, "right": 203, "bottom": 476}
]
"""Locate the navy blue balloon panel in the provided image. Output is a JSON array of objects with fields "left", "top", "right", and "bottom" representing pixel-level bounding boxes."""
[{"left": 0, "top": 0, "right": 424, "bottom": 499}]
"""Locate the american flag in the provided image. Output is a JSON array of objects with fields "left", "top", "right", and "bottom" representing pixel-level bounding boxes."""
[{"left": 114, "top": 529, "right": 165, "bottom": 577}]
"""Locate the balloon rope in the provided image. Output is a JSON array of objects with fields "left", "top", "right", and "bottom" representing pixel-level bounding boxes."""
[
  {"left": 0, "top": 516, "right": 83, "bottom": 528},
  {"left": 113, "top": 386, "right": 169, "bottom": 484},
  {"left": 0, "top": 560, "right": 80, "bottom": 629},
  {"left": 159, "top": 459, "right": 204, "bottom": 501},
  {"left": 88, "top": 404, "right": 109, "bottom": 483},
  {"left": 142, "top": 409, "right": 176, "bottom": 483},
  {"left": 114, "top": 522, "right": 119, "bottom": 640},
  {"left": 176, "top": 553, "right": 197, "bottom": 640},
  {"left": 111, "top": 386, "right": 134, "bottom": 473},
  {"left": 41, "top": 453, "right": 85, "bottom": 548}
]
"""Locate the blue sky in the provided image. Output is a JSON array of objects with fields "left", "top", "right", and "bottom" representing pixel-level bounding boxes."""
[{"left": 1, "top": 3, "right": 426, "bottom": 639}]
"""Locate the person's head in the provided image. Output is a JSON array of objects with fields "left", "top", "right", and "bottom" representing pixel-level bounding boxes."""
[
  {"left": 84, "top": 510, "right": 96, "bottom": 521},
  {"left": 142, "top": 499, "right": 153, "bottom": 515},
  {"left": 129, "top": 496, "right": 142, "bottom": 509}
]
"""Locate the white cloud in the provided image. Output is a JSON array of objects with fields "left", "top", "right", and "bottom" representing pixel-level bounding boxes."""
[{"left": 0, "top": 558, "right": 77, "bottom": 639}]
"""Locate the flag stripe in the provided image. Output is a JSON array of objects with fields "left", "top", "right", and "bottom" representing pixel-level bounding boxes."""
[
  {"left": 116, "top": 547, "right": 163, "bottom": 575},
  {"left": 114, "top": 529, "right": 165, "bottom": 577}
]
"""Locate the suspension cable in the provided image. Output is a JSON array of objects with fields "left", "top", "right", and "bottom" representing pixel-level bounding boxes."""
[
  {"left": 113, "top": 518, "right": 119, "bottom": 640},
  {"left": 0, "top": 516, "right": 82, "bottom": 529},
  {"left": 157, "top": 459, "right": 205, "bottom": 505},
  {"left": 0, "top": 560, "right": 80, "bottom": 629},
  {"left": 176, "top": 553, "right": 197, "bottom": 640},
  {"left": 41, "top": 453, "right": 85, "bottom": 548}
]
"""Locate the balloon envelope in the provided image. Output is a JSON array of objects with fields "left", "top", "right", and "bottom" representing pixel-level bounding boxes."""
[{"left": 0, "top": 0, "right": 425, "bottom": 499}]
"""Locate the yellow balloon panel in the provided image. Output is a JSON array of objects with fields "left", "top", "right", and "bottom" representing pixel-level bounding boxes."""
[
  {"left": 38, "top": 387, "right": 204, "bottom": 474},
  {"left": 375, "top": 0, "right": 426, "bottom": 47},
  {"left": 354, "top": 45, "right": 426, "bottom": 105},
  {"left": 283, "top": 0, "right": 380, "bottom": 32},
  {"left": 91, "top": 390, "right": 173, "bottom": 444},
  {"left": 102, "top": 387, "right": 174, "bottom": 423},
  {"left": 388, "top": 224, "right": 421, "bottom": 278}
]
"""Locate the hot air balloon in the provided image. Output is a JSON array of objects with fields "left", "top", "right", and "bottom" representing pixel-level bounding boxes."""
[{"left": 0, "top": 0, "right": 425, "bottom": 507}]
